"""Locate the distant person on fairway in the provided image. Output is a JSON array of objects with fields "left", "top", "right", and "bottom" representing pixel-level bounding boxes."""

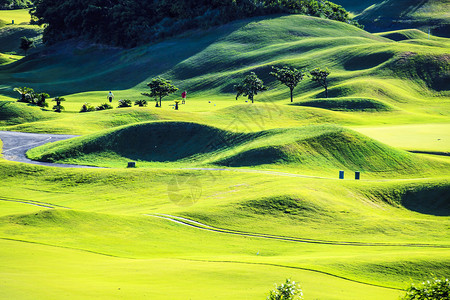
[
  {"left": 181, "top": 90, "right": 187, "bottom": 104},
  {"left": 107, "top": 91, "right": 114, "bottom": 103}
]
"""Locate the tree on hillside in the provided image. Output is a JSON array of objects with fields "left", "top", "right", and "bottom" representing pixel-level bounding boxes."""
[
  {"left": 30, "top": 0, "right": 359, "bottom": 48},
  {"left": 36, "top": 93, "right": 50, "bottom": 107},
  {"left": 52, "top": 97, "right": 65, "bottom": 112},
  {"left": 143, "top": 77, "right": 178, "bottom": 108},
  {"left": 234, "top": 72, "right": 267, "bottom": 104},
  {"left": 20, "top": 36, "right": 34, "bottom": 55},
  {"left": 270, "top": 66, "right": 305, "bottom": 102},
  {"left": 14, "top": 87, "right": 34, "bottom": 103},
  {"left": 309, "top": 67, "right": 331, "bottom": 98}
]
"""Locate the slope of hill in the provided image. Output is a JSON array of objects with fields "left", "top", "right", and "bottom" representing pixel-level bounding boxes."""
[
  {"left": 0, "top": 25, "right": 42, "bottom": 54},
  {"left": 26, "top": 121, "right": 449, "bottom": 178},
  {"left": 331, "top": 0, "right": 381, "bottom": 13},
  {"left": 0, "top": 101, "right": 53, "bottom": 125},
  {"left": 356, "top": 0, "right": 450, "bottom": 37},
  {"left": 30, "top": 0, "right": 357, "bottom": 47},
  {"left": 0, "top": 7, "right": 449, "bottom": 300}
]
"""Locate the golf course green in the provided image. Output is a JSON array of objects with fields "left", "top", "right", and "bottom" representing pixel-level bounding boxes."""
[{"left": 0, "top": 5, "right": 449, "bottom": 299}]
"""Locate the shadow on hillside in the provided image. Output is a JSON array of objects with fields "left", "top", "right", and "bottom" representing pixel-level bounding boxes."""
[
  {"left": 401, "top": 185, "right": 450, "bottom": 216},
  {"left": 0, "top": 17, "right": 267, "bottom": 97}
]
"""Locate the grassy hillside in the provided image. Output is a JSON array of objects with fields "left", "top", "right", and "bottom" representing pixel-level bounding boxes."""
[
  {"left": 26, "top": 121, "right": 450, "bottom": 179},
  {"left": 0, "top": 9, "right": 30, "bottom": 25},
  {"left": 0, "top": 24, "right": 42, "bottom": 54},
  {"left": 0, "top": 159, "right": 448, "bottom": 299},
  {"left": 356, "top": 0, "right": 450, "bottom": 37},
  {"left": 0, "top": 9, "right": 449, "bottom": 300},
  {"left": 0, "top": 14, "right": 447, "bottom": 134},
  {"left": 0, "top": 101, "right": 53, "bottom": 125},
  {"left": 331, "top": 0, "right": 380, "bottom": 13}
]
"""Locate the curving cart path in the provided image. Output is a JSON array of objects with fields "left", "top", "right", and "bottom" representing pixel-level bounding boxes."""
[{"left": 0, "top": 131, "right": 96, "bottom": 168}]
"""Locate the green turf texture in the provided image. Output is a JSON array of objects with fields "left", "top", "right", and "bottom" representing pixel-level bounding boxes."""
[{"left": 0, "top": 9, "right": 449, "bottom": 300}]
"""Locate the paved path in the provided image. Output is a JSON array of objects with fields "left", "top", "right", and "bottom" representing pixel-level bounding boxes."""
[{"left": 0, "top": 131, "right": 96, "bottom": 168}]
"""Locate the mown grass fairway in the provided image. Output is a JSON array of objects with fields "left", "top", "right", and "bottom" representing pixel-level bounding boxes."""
[
  {"left": 0, "top": 9, "right": 30, "bottom": 25},
  {"left": 0, "top": 7, "right": 449, "bottom": 300}
]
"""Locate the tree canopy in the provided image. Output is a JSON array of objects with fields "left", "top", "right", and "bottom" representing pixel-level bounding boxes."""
[
  {"left": 309, "top": 67, "right": 331, "bottom": 98},
  {"left": 0, "top": 0, "right": 32, "bottom": 9},
  {"left": 143, "top": 77, "right": 178, "bottom": 107},
  {"left": 235, "top": 72, "right": 267, "bottom": 103},
  {"left": 20, "top": 36, "right": 34, "bottom": 55},
  {"left": 270, "top": 66, "right": 305, "bottom": 102},
  {"left": 31, "top": 0, "right": 360, "bottom": 47}
]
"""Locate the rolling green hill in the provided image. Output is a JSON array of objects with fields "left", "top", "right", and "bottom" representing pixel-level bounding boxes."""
[
  {"left": 0, "top": 101, "right": 53, "bottom": 125},
  {"left": 0, "top": 25, "right": 42, "bottom": 54},
  {"left": 27, "top": 121, "right": 450, "bottom": 178},
  {"left": 0, "top": 8, "right": 449, "bottom": 300},
  {"left": 356, "top": 0, "right": 450, "bottom": 37}
]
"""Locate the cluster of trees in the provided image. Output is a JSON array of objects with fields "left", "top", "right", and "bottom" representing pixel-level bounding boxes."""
[
  {"left": 30, "top": 0, "right": 361, "bottom": 47},
  {"left": 0, "top": 0, "right": 32, "bottom": 9},
  {"left": 235, "top": 66, "right": 330, "bottom": 103},
  {"left": 13, "top": 86, "right": 66, "bottom": 112},
  {"left": 13, "top": 87, "right": 49, "bottom": 108}
]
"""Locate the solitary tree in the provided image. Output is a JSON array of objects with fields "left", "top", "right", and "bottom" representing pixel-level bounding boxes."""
[
  {"left": 14, "top": 87, "right": 34, "bottom": 102},
  {"left": 143, "top": 77, "right": 178, "bottom": 107},
  {"left": 20, "top": 36, "right": 34, "bottom": 55},
  {"left": 52, "top": 97, "right": 65, "bottom": 112},
  {"left": 309, "top": 67, "right": 331, "bottom": 98},
  {"left": 234, "top": 72, "right": 267, "bottom": 103},
  {"left": 270, "top": 66, "right": 305, "bottom": 102}
]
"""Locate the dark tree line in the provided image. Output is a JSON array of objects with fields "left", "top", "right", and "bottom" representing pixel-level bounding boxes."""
[
  {"left": 30, "top": 0, "right": 361, "bottom": 48},
  {"left": 0, "top": 0, "right": 32, "bottom": 9}
]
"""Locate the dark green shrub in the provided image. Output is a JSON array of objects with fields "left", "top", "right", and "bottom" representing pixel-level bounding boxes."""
[
  {"left": 96, "top": 103, "right": 113, "bottom": 111},
  {"left": 118, "top": 99, "right": 132, "bottom": 108},
  {"left": 36, "top": 93, "right": 50, "bottom": 108},
  {"left": 402, "top": 277, "right": 450, "bottom": 300},
  {"left": 79, "top": 103, "right": 96, "bottom": 112},
  {"left": 14, "top": 87, "right": 34, "bottom": 103},
  {"left": 52, "top": 97, "right": 65, "bottom": 113},
  {"left": 267, "top": 279, "right": 303, "bottom": 300},
  {"left": 134, "top": 99, "right": 148, "bottom": 107}
]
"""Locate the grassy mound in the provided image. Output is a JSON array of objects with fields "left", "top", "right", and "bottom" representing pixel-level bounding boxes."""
[
  {"left": 388, "top": 52, "right": 450, "bottom": 91},
  {"left": 356, "top": 0, "right": 450, "bottom": 37},
  {"left": 217, "top": 125, "right": 439, "bottom": 174},
  {"left": 239, "top": 194, "right": 325, "bottom": 217},
  {"left": 0, "top": 52, "right": 21, "bottom": 65},
  {"left": 365, "top": 182, "right": 450, "bottom": 216},
  {"left": 0, "top": 25, "right": 42, "bottom": 53},
  {"left": 0, "top": 101, "right": 53, "bottom": 125},
  {"left": 376, "top": 29, "right": 432, "bottom": 41},
  {"left": 26, "top": 121, "right": 247, "bottom": 163},
  {"left": 293, "top": 98, "right": 392, "bottom": 111},
  {"left": 27, "top": 121, "right": 447, "bottom": 176}
]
